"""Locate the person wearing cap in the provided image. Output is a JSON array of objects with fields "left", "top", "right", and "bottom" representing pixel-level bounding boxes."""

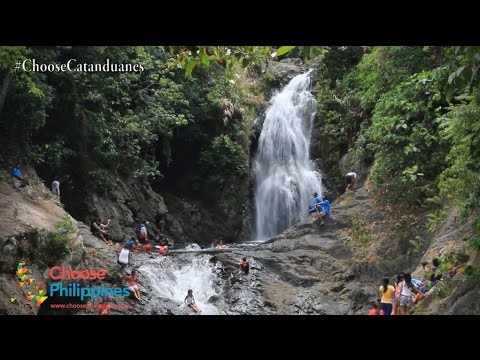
[{"left": 308, "top": 192, "right": 322, "bottom": 213}]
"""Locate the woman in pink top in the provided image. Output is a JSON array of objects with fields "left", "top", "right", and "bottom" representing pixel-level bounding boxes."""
[{"left": 392, "top": 273, "right": 404, "bottom": 315}]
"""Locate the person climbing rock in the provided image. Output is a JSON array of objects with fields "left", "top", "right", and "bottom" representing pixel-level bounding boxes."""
[
  {"left": 309, "top": 192, "right": 322, "bottom": 213},
  {"left": 316, "top": 199, "right": 330, "bottom": 226},
  {"left": 345, "top": 171, "right": 357, "bottom": 191},
  {"left": 137, "top": 221, "right": 149, "bottom": 244}
]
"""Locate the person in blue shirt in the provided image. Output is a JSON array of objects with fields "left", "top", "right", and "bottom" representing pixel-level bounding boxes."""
[
  {"left": 11, "top": 165, "right": 24, "bottom": 181},
  {"left": 308, "top": 192, "right": 322, "bottom": 213},
  {"left": 316, "top": 199, "right": 330, "bottom": 226},
  {"left": 11, "top": 164, "right": 28, "bottom": 186}
]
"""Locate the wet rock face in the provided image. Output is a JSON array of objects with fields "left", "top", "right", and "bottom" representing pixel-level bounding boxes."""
[{"left": 268, "top": 59, "right": 309, "bottom": 86}]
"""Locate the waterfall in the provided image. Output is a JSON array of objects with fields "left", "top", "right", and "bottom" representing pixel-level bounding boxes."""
[{"left": 253, "top": 70, "right": 321, "bottom": 240}]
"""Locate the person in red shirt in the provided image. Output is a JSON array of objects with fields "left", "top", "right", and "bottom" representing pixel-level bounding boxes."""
[
  {"left": 368, "top": 300, "right": 384, "bottom": 315},
  {"left": 98, "top": 298, "right": 110, "bottom": 315}
]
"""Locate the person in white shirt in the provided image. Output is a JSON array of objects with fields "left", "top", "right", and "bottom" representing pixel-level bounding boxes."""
[
  {"left": 52, "top": 180, "right": 60, "bottom": 197},
  {"left": 345, "top": 172, "right": 357, "bottom": 191}
]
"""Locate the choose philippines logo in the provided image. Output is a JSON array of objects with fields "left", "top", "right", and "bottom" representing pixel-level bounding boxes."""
[{"left": 49, "top": 266, "right": 130, "bottom": 301}]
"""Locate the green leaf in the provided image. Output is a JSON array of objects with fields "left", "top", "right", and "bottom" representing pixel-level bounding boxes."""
[
  {"left": 448, "top": 71, "right": 456, "bottom": 84},
  {"left": 276, "top": 46, "right": 296, "bottom": 56},
  {"left": 200, "top": 49, "right": 211, "bottom": 66},
  {"left": 185, "top": 60, "right": 198, "bottom": 77}
]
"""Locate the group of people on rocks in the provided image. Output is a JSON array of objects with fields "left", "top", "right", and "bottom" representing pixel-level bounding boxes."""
[
  {"left": 91, "top": 214, "right": 252, "bottom": 314},
  {"left": 369, "top": 257, "right": 446, "bottom": 315}
]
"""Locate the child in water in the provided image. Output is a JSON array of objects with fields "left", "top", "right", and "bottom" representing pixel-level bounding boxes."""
[{"left": 184, "top": 289, "right": 201, "bottom": 313}]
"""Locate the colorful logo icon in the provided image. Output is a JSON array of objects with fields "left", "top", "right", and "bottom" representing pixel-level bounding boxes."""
[{"left": 16, "top": 261, "right": 48, "bottom": 307}]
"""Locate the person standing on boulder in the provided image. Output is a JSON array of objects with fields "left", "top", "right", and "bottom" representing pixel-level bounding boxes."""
[
  {"left": 240, "top": 257, "right": 250, "bottom": 275},
  {"left": 51, "top": 180, "right": 60, "bottom": 197}
]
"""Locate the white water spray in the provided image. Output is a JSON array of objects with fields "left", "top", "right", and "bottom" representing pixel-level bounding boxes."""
[{"left": 140, "top": 252, "right": 220, "bottom": 315}]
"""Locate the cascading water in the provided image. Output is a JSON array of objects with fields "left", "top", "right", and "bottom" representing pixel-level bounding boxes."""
[
  {"left": 140, "top": 249, "right": 221, "bottom": 315},
  {"left": 253, "top": 70, "right": 321, "bottom": 240}
]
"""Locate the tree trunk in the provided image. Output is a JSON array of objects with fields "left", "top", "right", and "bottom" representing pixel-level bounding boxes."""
[{"left": 0, "top": 73, "right": 11, "bottom": 116}]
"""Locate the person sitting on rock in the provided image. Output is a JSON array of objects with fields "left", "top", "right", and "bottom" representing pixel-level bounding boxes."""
[
  {"left": 368, "top": 300, "right": 384, "bottom": 315},
  {"left": 159, "top": 242, "right": 169, "bottom": 255},
  {"left": 99, "top": 218, "right": 115, "bottom": 245},
  {"left": 125, "top": 269, "right": 141, "bottom": 301},
  {"left": 184, "top": 289, "right": 201, "bottom": 313},
  {"left": 240, "top": 257, "right": 250, "bottom": 275},
  {"left": 316, "top": 199, "right": 330, "bottom": 226},
  {"left": 126, "top": 237, "right": 137, "bottom": 251},
  {"left": 216, "top": 240, "right": 228, "bottom": 249},
  {"left": 90, "top": 218, "right": 113, "bottom": 246},
  {"left": 309, "top": 192, "right": 322, "bottom": 213},
  {"left": 142, "top": 241, "right": 152, "bottom": 253}
]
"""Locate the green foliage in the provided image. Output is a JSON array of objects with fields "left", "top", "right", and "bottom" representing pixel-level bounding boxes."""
[
  {"left": 0, "top": 46, "right": 53, "bottom": 154},
  {"left": 464, "top": 265, "right": 480, "bottom": 278},
  {"left": 426, "top": 209, "right": 447, "bottom": 234},
  {"left": 87, "top": 169, "right": 117, "bottom": 193},
  {"left": 199, "top": 135, "right": 248, "bottom": 187},
  {"left": 433, "top": 279, "right": 452, "bottom": 299},
  {"left": 436, "top": 46, "right": 480, "bottom": 250},
  {"left": 367, "top": 71, "right": 448, "bottom": 204},
  {"left": 46, "top": 214, "right": 76, "bottom": 266},
  {"left": 346, "top": 217, "right": 370, "bottom": 246},
  {"left": 409, "top": 235, "right": 424, "bottom": 254},
  {"left": 169, "top": 46, "right": 296, "bottom": 78},
  {"left": 275, "top": 46, "right": 296, "bottom": 57}
]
